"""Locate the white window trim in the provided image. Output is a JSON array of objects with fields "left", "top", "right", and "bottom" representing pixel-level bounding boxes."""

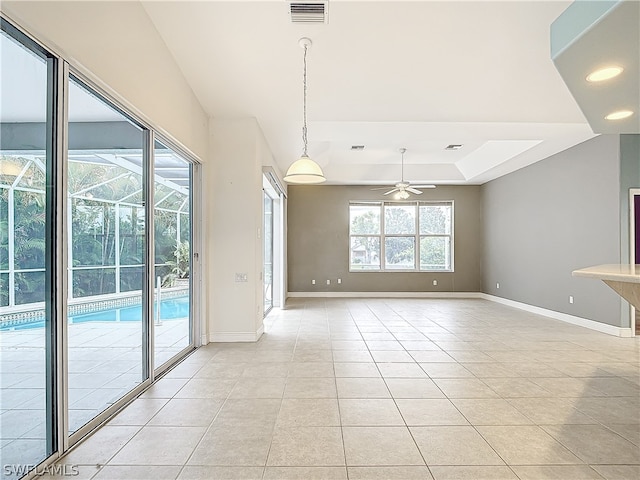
[{"left": 348, "top": 200, "right": 454, "bottom": 273}]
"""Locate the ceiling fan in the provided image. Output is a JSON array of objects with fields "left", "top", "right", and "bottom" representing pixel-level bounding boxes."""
[{"left": 372, "top": 148, "right": 436, "bottom": 199}]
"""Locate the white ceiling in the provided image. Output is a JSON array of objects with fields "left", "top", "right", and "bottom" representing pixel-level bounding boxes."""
[{"left": 140, "top": 0, "right": 601, "bottom": 185}]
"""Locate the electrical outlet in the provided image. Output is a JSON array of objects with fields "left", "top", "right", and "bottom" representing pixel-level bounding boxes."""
[
  {"left": 312, "top": 279, "right": 316, "bottom": 285},
  {"left": 569, "top": 295, "right": 574, "bottom": 304},
  {"left": 235, "top": 273, "right": 248, "bottom": 282},
  {"left": 337, "top": 278, "right": 342, "bottom": 284},
  {"left": 327, "top": 279, "right": 331, "bottom": 285},
  {"left": 432, "top": 280, "right": 438, "bottom": 286},
  {"left": 496, "top": 283, "right": 500, "bottom": 289}
]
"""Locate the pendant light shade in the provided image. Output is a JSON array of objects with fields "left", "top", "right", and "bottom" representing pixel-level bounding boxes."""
[
  {"left": 284, "top": 154, "right": 325, "bottom": 184},
  {"left": 284, "top": 37, "right": 326, "bottom": 184}
]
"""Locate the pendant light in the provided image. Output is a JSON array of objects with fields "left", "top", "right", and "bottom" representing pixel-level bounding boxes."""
[{"left": 284, "top": 37, "right": 326, "bottom": 184}]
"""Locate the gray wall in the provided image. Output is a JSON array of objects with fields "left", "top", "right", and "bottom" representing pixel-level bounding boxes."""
[
  {"left": 482, "top": 135, "right": 622, "bottom": 326},
  {"left": 288, "top": 185, "right": 482, "bottom": 292}
]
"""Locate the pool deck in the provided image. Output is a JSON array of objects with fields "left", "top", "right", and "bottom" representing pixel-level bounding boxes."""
[{"left": 0, "top": 317, "right": 189, "bottom": 468}]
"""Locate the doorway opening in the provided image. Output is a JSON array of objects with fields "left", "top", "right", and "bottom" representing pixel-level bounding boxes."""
[{"left": 263, "top": 171, "right": 285, "bottom": 316}]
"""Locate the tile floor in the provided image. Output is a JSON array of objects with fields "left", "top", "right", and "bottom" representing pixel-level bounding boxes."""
[{"left": 40, "top": 298, "right": 640, "bottom": 479}]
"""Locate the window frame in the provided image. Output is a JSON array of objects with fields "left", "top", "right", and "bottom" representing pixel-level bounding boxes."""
[
  {"left": 348, "top": 200, "right": 454, "bottom": 273},
  {"left": 348, "top": 202, "right": 382, "bottom": 271}
]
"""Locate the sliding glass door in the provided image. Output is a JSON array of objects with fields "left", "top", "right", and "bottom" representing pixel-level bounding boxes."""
[
  {"left": 0, "top": 21, "right": 57, "bottom": 479},
  {"left": 153, "top": 142, "right": 191, "bottom": 369},
  {"left": 66, "top": 77, "right": 147, "bottom": 434},
  {"left": 0, "top": 17, "right": 199, "bottom": 479}
]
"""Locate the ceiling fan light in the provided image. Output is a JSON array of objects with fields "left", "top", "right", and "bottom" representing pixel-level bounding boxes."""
[
  {"left": 396, "top": 190, "right": 410, "bottom": 200},
  {"left": 284, "top": 155, "right": 326, "bottom": 184}
]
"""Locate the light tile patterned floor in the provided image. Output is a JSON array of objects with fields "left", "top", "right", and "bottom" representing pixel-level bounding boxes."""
[{"left": 39, "top": 298, "right": 640, "bottom": 479}]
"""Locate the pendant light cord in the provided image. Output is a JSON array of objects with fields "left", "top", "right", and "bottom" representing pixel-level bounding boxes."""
[{"left": 302, "top": 43, "right": 309, "bottom": 157}]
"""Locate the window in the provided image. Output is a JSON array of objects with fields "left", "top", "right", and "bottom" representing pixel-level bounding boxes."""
[
  {"left": 349, "top": 201, "right": 453, "bottom": 272},
  {"left": 349, "top": 203, "right": 381, "bottom": 270},
  {"left": 384, "top": 204, "right": 416, "bottom": 270}
]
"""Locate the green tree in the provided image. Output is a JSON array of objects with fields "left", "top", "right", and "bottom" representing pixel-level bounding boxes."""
[
  {"left": 162, "top": 241, "right": 190, "bottom": 287},
  {"left": 384, "top": 205, "right": 415, "bottom": 234},
  {"left": 385, "top": 237, "right": 414, "bottom": 267},
  {"left": 420, "top": 237, "right": 447, "bottom": 269},
  {"left": 350, "top": 209, "right": 379, "bottom": 234},
  {"left": 419, "top": 205, "right": 450, "bottom": 234}
]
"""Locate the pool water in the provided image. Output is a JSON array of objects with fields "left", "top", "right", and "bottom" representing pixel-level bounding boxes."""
[{"left": 1, "top": 297, "right": 189, "bottom": 331}]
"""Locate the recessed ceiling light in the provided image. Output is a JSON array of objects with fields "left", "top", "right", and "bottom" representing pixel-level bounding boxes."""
[
  {"left": 586, "top": 66, "right": 624, "bottom": 83},
  {"left": 351, "top": 145, "right": 365, "bottom": 150},
  {"left": 445, "top": 144, "right": 463, "bottom": 150},
  {"left": 605, "top": 110, "right": 634, "bottom": 121}
]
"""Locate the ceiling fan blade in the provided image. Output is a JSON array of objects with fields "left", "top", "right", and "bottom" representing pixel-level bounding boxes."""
[
  {"left": 411, "top": 184, "right": 437, "bottom": 189},
  {"left": 383, "top": 188, "right": 399, "bottom": 195},
  {"left": 406, "top": 187, "right": 423, "bottom": 194}
]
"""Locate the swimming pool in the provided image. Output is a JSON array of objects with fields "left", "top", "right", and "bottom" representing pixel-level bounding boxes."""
[{"left": 0, "top": 296, "right": 189, "bottom": 331}]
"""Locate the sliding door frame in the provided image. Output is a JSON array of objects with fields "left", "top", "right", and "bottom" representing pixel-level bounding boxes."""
[
  {"left": 52, "top": 57, "right": 69, "bottom": 456},
  {"left": 144, "top": 130, "right": 155, "bottom": 381},
  {"left": 0, "top": 15, "right": 65, "bottom": 472},
  {"left": 151, "top": 134, "right": 201, "bottom": 378}
]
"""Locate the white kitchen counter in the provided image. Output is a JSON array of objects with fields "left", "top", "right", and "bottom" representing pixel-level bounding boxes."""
[{"left": 573, "top": 264, "right": 640, "bottom": 309}]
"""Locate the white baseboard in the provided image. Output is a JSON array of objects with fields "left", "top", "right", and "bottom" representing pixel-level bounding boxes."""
[
  {"left": 481, "top": 293, "right": 633, "bottom": 337},
  {"left": 287, "top": 291, "right": 484, "bottom": 299},
  {"left": 210, "top": 324, "right": 265, "bottom": 343}
]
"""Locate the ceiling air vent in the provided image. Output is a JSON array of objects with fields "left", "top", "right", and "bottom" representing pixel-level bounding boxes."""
[
  {"left": 289, "top": 2, "right": 328, "bottom": 24},
  {"left": 445, "top": 144, "right": 464, "bottom": 150},
  {"left": 351, "top": 145, "right": 365, "bottom": 150}
]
